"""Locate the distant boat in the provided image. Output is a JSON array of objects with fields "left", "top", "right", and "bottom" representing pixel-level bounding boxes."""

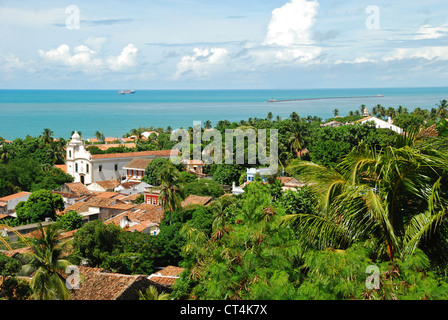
[
  {"left": 118, "top": 90, "right": 136, "bottom": 95},
  {"left": 377, "top": 94, "right": 384, "bottom": 97}
]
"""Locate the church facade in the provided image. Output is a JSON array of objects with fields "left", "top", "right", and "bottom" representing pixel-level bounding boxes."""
[{"left": 65, "top": 132, "right": 174, "bottom": 185}]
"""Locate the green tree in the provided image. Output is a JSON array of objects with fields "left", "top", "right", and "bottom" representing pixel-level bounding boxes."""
[
  {"left": 142, "top": 157, "right": 171, "bottom": 185},
  {"left": 56, "top": 211, "right": 84, "bottom": 231},
  {"left": 41, "top": 128, "right": 54, "bottom": 145},
  {"left": 15, "top": 190, "right": 65, "bottom": 224},
  {"left": 21, "top": 224, "right": 71, "bottom": 300},
  {"left": 139, "top": 285, "right": 170, "bottom": 300},
  {"left": 158, "top": 162, "right": 185, "bottom": 225},
  {"left": 73, "top": 220, "right": 123, "bottom": 267},
  {"left": 286, "top": 133, "right": 448, "bottom": 263}
]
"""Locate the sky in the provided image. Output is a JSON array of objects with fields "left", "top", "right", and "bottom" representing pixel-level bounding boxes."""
[{"left": 1, "top": 0, "right": 448, "bottom": 89}]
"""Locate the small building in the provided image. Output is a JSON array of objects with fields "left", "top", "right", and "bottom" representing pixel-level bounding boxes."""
[
  {"left": 354, "top": 116, "right": 403, "bottom": 134},
  {"left": 182, "top": 159, "right": 205, "bottom": 175},
  {"left": 105, "top": 203, "right": 164, "bottom": 236},
  {"left": 246, "top": 168, "right": 271, "bottom": 183},
  {"left": 115, "top": 181, "right": 151, "bottom": 195},
  {"left": 321, "top": 120, "right": 343, "bottom": 128},
  {"left": 144, "top": 187, "right": 161, "bottom": 206},
  {"left": 70, "top": 268, "right": 154, "bottom": 300},
  {"left": 0, "top": 192, "right": 32, "bottom": 213},
  {"left": 123, "top": 158, "right": 151, "bottom": 182},
  {"left": 87, "top": 180, "right": 121, "bottom": 193},
  {"left": 181, "top": 195, "right": 213, "bottom": 208}
]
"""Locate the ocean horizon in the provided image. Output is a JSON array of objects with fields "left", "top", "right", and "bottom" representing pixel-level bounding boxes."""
[{"left": 1, "top": 87, "right": 447, "bottom": 141}]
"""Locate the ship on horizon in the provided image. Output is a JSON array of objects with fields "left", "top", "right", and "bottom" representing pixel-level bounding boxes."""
[{"left": 118, "top": 90, "right": 136, "bottom": 95}]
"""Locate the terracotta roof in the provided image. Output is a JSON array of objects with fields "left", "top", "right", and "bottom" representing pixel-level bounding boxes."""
[
  {"left": 119, "top": 193, "right": 141, "bottom": 203},
  {"left": 105, "top": 204, "right": 164, "bottom": 231},
  {"left": 123, "top": 158, "right": 152, "bottom": 170},
  {"left": 71, "top": 272, "right": 151, "bottom": 300},
  {"left": 181, "top": 195, "right": 213, "bottom": 208},
  {"left": 148, "top": 266, "right": 185, "bottom": 287},
  {"left": 91, "top": 150, "right": 175, "bottom": 160},
  {"left": 65, "top": 183, "right": 91, "bottom": 195},
  {"left": 54, "top": 164, "right": 67, "bottom": 173},
  {"left": 95, "top": 191, "right": 120, "bottom": 198},
  {"left": 182, "top": 159, "right": 205, "bottom": 165},
  {"left": 91, "top": 143, "right": 136, "bottom": 151},
  {"left": 62, "top": 196, "right": 116, "bottom": 214},
  {"left": 52, "top": 191, "right": 79, "bottom": 198},
  {"left": 93, "top": 180, "right": 121, "bottom": 191},
  {"left": 0, "top": 192, "right": 31, "bottom": 202}
]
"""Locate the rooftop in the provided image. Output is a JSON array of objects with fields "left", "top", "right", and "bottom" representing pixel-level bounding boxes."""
[
  {"left": 123, "top": 158, "right": 152, "bottom": 170},
  {"left": 0, "top": 192, "right": 31, "bottom": 202},
  {"left": 91, "top": 150, "right": 175, "bottom": 160}
]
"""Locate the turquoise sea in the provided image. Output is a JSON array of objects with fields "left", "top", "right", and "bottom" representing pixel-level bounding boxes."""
[{"left": 0, "top": 87, "right": 447, "bottom": 140}]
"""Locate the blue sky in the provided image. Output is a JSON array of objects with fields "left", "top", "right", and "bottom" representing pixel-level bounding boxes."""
[{"left": 1, "top": 0, "right": 448, "bottom": 89}]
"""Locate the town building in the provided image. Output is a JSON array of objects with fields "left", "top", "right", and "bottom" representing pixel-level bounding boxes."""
[
  {"left": 0, "top": 192, "right": 31, "bottom": 213},
  {"left": 65, "top": 132, "right": 173, "bottom": 185},
  {"left": 123, "top": 158, "right": 151, "bottom": 182},
  {"left": 355, "top": 116, "right": 403, "bottom": 134}
]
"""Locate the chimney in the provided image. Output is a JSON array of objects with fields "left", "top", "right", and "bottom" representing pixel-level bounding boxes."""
[{"left": 388, "top": 116, "right": 393, "bottom": 124}]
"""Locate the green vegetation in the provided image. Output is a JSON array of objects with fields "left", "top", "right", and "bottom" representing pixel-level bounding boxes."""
[{"left": 3, "top": 103, "right": 448, "bottom": 300}]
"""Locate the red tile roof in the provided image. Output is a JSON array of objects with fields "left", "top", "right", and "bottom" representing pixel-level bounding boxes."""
[
  {"left": 91, "top": 150, "right": 176, "bottom": 160},
  {"left": 0, "top": 192, "right": 31, "bottom": 202}
]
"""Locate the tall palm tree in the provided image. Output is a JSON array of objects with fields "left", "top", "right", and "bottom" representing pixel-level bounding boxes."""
[
  {"left": 290, "top": 112, "right": 300, "bottom": 122},
  {"left": 95, "top": 130, "right": 105, "bottom": 143},
  {"left": 158, "top": 162, "right": 185, "bottom": 225},
  {"left": 285, "top": 131, "right": 448, "bottom": 262},
  {"left": 41, "top": 128, "right": 54, "bottom": 145},
  {"left": 21, "top": 224, "right": 72, "bottom": 300},
  {"left": 287, "top": 124, "right": 307, "bottom": 158},
  {"left": 436, "top": 99, "right": 448, "bottom": 120},
  {"left": 0, "top": 143, "right": 15, "bottom": 165},
  {"left": 204, "top": 120, "right": 212, "bottom": 129},
  {"left": 46, "top": 140, "right": 66, "bottom": 165},
  {"left": 333, "top": 109, "right": 339, "bottom": 117}
]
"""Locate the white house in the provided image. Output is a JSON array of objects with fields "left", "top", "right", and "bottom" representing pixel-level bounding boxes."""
[
  {"left": 65, "top": 132, "right": 174, "bottom": 185},
  {"left": 0, "top": 192, "right": 32, "bottom": 213},
  {"left": 355, "top": 116, "right": 403, "bottom": 134}
]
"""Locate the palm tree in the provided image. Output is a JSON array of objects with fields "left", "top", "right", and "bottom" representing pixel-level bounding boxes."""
[
  {"left": 436, "top": 99, "right": 448, "bottom": 119},
  {"left": 333, "top": 109, "right": 339, "bottom": 117},
  {"left": 158, "top": 162, "right": 185, "bottom": 225},
  {"left": 290, "top": 112, "right": 300, "bottom": 122},
  {"left": 21, "top": 224, "right": 72, "bottom": 300},
  {"left": 267, "top": 112, "right": 273, "bottom": 121},
  {"left": 139, "top": 285, "right": 170, "bottom": 300},
  {"left": 204, "top": 120, "right": 212, "bottom": 129},
  {"left": 41, "top": 128, "right": 54, "bottom": 145},
  {"left": 285, "top": 132, "right": 448, "bottom": 263},
  {"left": 46, "top": 140, "right": 66, "bottom": 165},
  {"left": 287, "top": 124, "right": 307, "bottom": 158},
  {"left": 0, "top": 143, "right": 15, "bottom": 165},
  {"left": 95, "top": 130, "right": 105, "bottom": 143}
]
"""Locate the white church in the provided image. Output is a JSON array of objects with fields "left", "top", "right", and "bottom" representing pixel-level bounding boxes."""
[{"left": 65, "top": 131, "right": 174, "bottom": 185}]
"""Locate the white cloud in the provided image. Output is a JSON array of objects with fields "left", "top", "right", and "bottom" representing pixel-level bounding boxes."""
[
  {"left": 264, "top": 0, "right": 319, "bottom": 47},
  {"left": 415, "top": 24, "right": 448, "bottom": 40},
  {"left": 107, "top": 44, "right": 139, "bottom": 71},
  {"left": 38, "top": 43, "right": 138, "bottom": 73},
  {"left": 173, "top": 47, "right": 229, "bottom": 79},
  {"left": 384, "top": 46, "right": 448, "bottom": 61}
]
